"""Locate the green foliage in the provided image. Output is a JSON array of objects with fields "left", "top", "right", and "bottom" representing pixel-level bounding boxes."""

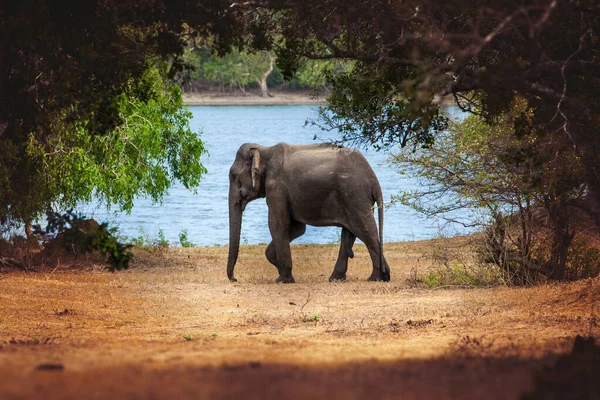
[
  {"left": 156, "top": 229, "right": 169, "bottom": 249},
  {"left": 24, "top": 67, "right": 208, "bottom": 215},
  {"left": 33, "top": 210, "right": 133, "bottom": 272},
  {"left": 196, "top": 47, "right": 253, "bottom": 91},
  {"left": 314, "top": 63, "right": 448, "bottom": 150},
  {"left": 130, "top": 227, "right": 170, "bottom": 250},
  {"left": 130, "top": 229, "right": 154, "bottom": 248},
  {"left": 181, "top": 46, "right": 277, "bottom": 93},
  {"left": 178, "top": 229, "right": 195, "bottom": 248},
  {"left": 290, "top": 59, "right": 351, "bottom": 89},
  {"left": 91, "top": 228, "right": 134, "bottom": 272},
  {"left": 179, "top": 44, "right": 351, "bottom": 93},
  {"left": 1, "top": 0, "right": 239, "bottom": 229}
]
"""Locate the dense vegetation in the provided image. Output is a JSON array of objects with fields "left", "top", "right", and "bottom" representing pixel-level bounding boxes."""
[
  {"left": 0, "top": 0, "right": 240, "bottom": 232},
  {"left": 177, "top": 45, "right": 349, "bottom": 96}
]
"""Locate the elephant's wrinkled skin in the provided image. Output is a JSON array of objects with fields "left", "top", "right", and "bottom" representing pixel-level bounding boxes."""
[{"left": 226, "top": 143, "right": 391, "bottom": 283}]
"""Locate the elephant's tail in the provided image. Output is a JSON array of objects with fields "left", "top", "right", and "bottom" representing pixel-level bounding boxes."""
[{"left": 375, "top": 186, "right": 390, "bottom": 281}]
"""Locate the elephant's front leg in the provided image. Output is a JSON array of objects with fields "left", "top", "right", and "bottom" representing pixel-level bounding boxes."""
[
  {"left": 268, "top": 207, "right": 295, "bottom": 283},
  {"left": 329, "top": 228, "right": 356, "bottom": 282},
  {"left": 265, "top": 220, "right": 306, "bottom": 277}
]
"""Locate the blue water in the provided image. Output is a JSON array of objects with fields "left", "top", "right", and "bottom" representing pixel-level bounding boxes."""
[{"left": 80, "top": 105, "right": 465, "bottom": 246}]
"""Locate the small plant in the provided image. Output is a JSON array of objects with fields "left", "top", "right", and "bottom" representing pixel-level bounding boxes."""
[
  {"left": 131, "top": 228, "right": 152, "bottom": 248},
  {"left": 300, "top": 313, "right": 321, "bottom": 323},
  {"left": 210, "top": 332, "right": 218, "bottom": 338},
  {"left": 328, "top": 229, "right": 342, "bottom": 245},
  {"left": 183, "top": 334, "right": 195, "bottom": 341},
  {"left": 91, "top": 226, "right": 134, "bottom": 272},
  {"left": 157, "top": 229, "right": 169, "bottom": 248},
  {"left": 178, "top": 229, "right": 195, "bottom": 248}
]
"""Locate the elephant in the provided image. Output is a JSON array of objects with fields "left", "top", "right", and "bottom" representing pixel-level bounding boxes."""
[{"left": 226, "top": 142, "right": 391, "bottom": 283}]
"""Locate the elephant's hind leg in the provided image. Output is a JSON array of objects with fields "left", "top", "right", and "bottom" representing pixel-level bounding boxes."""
[
  {"left": 265, "top": 220, "right": 306, "bottom": 282},
  {"left": 349, "top": 217, "right": 390, "bottom": 282},
  {"left": 329, "top": 228, "right": 356, "bottom": 282}
]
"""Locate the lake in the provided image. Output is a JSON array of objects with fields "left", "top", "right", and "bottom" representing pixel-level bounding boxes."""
[{"left": 81, "top": 105, "right": 466, "bottom": 246}]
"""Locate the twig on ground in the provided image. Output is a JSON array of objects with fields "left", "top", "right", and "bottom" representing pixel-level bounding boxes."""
[{"left": 300, "top": 292, "right": 312, "bottom": 314}]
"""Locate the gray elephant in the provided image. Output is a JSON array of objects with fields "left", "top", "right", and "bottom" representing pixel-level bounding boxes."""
[{"left": 226, "top": 142, "right": 390, "bottom": 283}]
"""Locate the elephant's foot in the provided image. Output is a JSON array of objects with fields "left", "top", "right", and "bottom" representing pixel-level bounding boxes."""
[
  {"left": 367, "top": 270, "right": 390, "bottom": 282},
  {"left": 275, "top": 275, "right": 295, "bottom": 284},
  {"left": 329, "top": 272, "right": 347, "bottom": 282}
]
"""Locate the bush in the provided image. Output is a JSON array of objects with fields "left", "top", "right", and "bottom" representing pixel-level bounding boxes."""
[
  {"left": 567, "top": 237, "right": 600, "bottom": 280},
  {"left": 34, "top": 210, "right": 133, "bottom": 272},
  {"left": 394, "top": 97, "right": 599, "bottom": 284}
]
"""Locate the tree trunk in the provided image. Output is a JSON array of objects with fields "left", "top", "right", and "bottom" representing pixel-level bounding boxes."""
[
  {"left": 24, "top": 220, "right": 33, "bottom": 239},
  {"left": 256, "top": 54, "right": 276, "bottom": 98},
  {"left": 547, "top": 197, "right": 574, "bottom": 280}
]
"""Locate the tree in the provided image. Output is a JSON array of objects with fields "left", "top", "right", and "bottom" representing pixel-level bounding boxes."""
[
  {"left": 0, "top": 0, "right": 241, "bottom": 230},
  {"left": 241, "top": 51, "right": 277, "bottom": 97},
  {"left": 235, "top": 0, "right": 600, "bottom": 229},
  {"left": 395, "top": 98, "right": 588, "bottom": 282}
]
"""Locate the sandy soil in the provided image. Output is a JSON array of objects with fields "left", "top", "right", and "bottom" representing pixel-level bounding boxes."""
[
  {"left": 0, "top": 239, "right": 598, "bottom": 399},
  {"left": 182, "top": 91, "right": 325, "bottom": 106}
]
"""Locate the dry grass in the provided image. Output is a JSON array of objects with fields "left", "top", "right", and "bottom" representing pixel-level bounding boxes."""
[{"left": 0, "top": 237, "right": 598, "bottom": 399}]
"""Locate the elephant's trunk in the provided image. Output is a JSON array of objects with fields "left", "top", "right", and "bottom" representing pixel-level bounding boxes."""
[{"left": 227, "top": 196, "right": 243, "bottom": 282}]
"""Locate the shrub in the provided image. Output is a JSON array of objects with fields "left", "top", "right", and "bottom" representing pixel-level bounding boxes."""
[{"left": 34, "top": 210, "right": 133, "bottom": 272}]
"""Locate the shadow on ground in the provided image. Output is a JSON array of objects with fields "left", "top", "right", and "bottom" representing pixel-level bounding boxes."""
[{"left": 2, "top": 342, "right": 597, "bottom": 400}]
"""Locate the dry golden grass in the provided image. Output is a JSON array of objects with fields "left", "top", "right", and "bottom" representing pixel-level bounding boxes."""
[{"left": 0, "top": 238, "right": 598, "bottom": 399}]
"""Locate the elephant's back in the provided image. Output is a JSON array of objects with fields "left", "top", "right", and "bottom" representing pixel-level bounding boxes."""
[{"left": 285, "top": 145, "right": 380, "bottom": 197}]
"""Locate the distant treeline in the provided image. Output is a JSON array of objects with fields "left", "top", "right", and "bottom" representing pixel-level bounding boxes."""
[{"left": 177, "top": 46, "right": 350, "bottom": 97}]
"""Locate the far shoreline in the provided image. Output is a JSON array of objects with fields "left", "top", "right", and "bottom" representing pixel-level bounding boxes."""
[
  {"left": 182, "top": 91, "right": 326, "bottom": 106},
  {"left": 182, "top": 91, "right": 456, "bottom": 107}
]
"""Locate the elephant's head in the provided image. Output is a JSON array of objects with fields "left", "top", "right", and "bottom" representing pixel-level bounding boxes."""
[{"left": 226, "top": 144, "right": 266, "bottom": 282}]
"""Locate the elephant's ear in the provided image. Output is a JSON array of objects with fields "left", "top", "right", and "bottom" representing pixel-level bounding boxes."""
[{"left": 250, "top": 148, "right": 261, "bottom": 188}]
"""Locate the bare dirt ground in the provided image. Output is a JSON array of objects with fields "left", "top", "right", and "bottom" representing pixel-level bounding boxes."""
[{"left": 1, "top": 238, "right": 598, "bottom": 399}]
